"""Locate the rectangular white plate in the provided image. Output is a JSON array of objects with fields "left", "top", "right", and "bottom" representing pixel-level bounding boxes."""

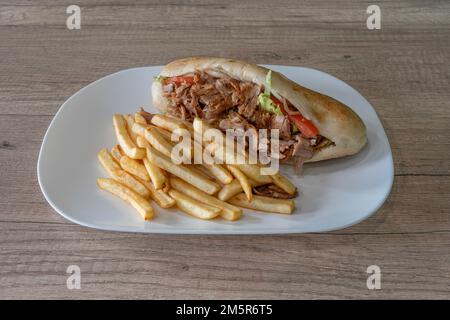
[{"left": 38, "top": 65, "right": 394, "bottom": 234}]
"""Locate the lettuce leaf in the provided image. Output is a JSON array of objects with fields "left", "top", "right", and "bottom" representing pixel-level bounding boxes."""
[
  {"left": 257, "top": 70, "right": 282, "bottom": 115},
  {"left": 257, "top": 94, "right": 282, "bottom": 115},
  {"left": 154, "top": 75, "right": 168, "bottom": 82}
]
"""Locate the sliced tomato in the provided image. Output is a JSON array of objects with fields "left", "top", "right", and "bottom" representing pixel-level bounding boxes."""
[
  {"left": 165, "top": 76, "right": 195, "bottom": 86},
  {"left": 287, "top": 114, "right": 319, "bottom": 138},
  {"left": 272, "top": 95, "right": 319, "bottom": 138},
  {"left": 270, "top": 95, "right": 283, "bottom": 109}
]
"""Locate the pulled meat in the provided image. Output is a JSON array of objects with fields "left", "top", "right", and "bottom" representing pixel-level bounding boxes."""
[
  {"left": 219, "top": 111, "right": 255, "bottom": 131},
  {"left": 166, "top": 71, "right": 263, "bottom": 125},
  {"left": 271, "top": 115, "right": 291, "bottom": 140},
  {"left": 162, "top": 70, "right": 334, "bottom": 172},
  {"left": 253, "top": 184, "right": 297, "bottom": 199},
  {"left": 138, "top": 107, "right": 154, "bottom": 123}
]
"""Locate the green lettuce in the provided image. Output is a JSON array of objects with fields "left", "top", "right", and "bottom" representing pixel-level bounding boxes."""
[
  {"left": 154, "top": 75, "right": 168, "bottom": 82},
  {"left": 257, "top": 94, "right": 282, "bottom": 115},
  {"left": 257, "top": 70, "right": 282, "bottom": 115}
]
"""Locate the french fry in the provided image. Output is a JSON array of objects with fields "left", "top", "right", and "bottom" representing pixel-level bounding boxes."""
[
  {"left": 147, "top": 146, "right": 220, "bottom": 195},
  {"left": 136, "top": 135, "right": 150, "bottom": 149},
  {"left": 110, "top": 145, "right": 124, "bottom": 163},
  {"left": 235, "top": 164, "right": 272, "bottom": 184},
  {"left": 217, "top": 179, "right": 244, "bottom": 201},
  {"left": 226, "top": 164, "right": 253, "bottom": 201},
  {"left": 151, "top": 114, "right": 187, "bottom": 132},
  {"left": 144, "top": 127, "right": 175, "bottom": 158},
  {"left": 181, "top": 121, "right": 195, "bottom": 137},
  {"left": 143, "top": 158, "right": 167, "bottom": 190},
  {"left": 217, "top": 179, "right": 267, "bottom": 201},
  {"left": 135, "top": 176, "right": 175, "bottom": 208},
  {"left": 193, "top": 164, "right": 216, "bottom": 180},
  {"left": 155, "top": 127, "right": 229, "bottom": 184},
  {"left": 168, "top": 189, "right": 221, "bottom": 220},
  {"left": 97, "top": 148, "right": 150, "bottom": 198},
  {"left": 98, "top": 148, "right": 121, "bottom": 175},
  {"left": 193, "top": 117, "right": 271, "bottom": 183},
  {"left": 120, "top": 155, "right": 150, "bottom": 181},
  {"left": 153, "top": 126, "right": 173, "bottom": 141},
  {"left": 168, "top": 125, "right": 231, "bottom": 184},
  {"left": 189, "top": 164, "right": 217, "bottom": 181},
  {"left": 136, "top": 136, "right": 169, "bottom": 190},
  {"left": 137, "top": 108, "right": 153, "bottom": 124},
  {"left": 271, "top": 172, "right": 297, "bottom": 195},
  {"left": 205, "top": 140, "right": 271, "bottom": 183},
  {"left": 113, "top": 114, "right": 145, "bottom": 159},
  {"left": 203, "top": 163, "right": 233, "bottom": 184},
  {"left": 193, "top": 117, "right": 246, "bottom": 158},
  {"left": 134, "top": 112, "right": 147, "bottom": 124},
  {"left": 113, "top": 170, "right": 151, "bottom": 199},
  {"left": 170, "top": 177, "right": 242, "bottom": 221},
  {"left": 97, "top": 178, "right": 154, "bottom": 220},
  {"left": 151, "top": 119, "right": 234, "bottom": 186},
  {"left": 124, "top": 114, "right": 139, "bottom": 145},
  {"left": 132, "top": 122, "right": 151, "bottom": 138},
  {"left": 229, "top": 193, "right": 295, "bottom": 214},
  {"left": 147, "top": 125, "right": 195, "bottom": 163}
]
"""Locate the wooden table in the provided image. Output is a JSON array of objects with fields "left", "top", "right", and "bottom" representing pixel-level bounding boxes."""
[{"left": 1, "top": 0, "right": 449, "bottom": 299}]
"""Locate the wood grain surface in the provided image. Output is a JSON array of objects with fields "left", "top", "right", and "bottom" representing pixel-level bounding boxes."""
[{"left": 0, "top": 0, "right": 449, "bottom": 299}]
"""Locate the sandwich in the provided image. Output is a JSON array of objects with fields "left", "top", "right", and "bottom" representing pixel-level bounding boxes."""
[{"left": 152, "top": 57, "right": 367, "bottom": 171}]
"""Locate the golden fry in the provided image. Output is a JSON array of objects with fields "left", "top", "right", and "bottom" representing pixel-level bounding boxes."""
[
  {"left": 168, "top": 189, "right": 221, "bottom": 220},
  {"left": 237, "top": 164, "right": 272, "bottom": 184},
  {"left": 143, "top": 158, "right": 167, "bottom": 190},
  {"left": 193, "top": 117, "right": 270, "bottom": 183},
  {"left": 135, "top": 177, "right": 175, "bottom": 208},
  {"left": 98, "top": 148, "right": 121, "bottom": 176},
  {"left": 146, "top": 146, "right": 220, "bottom": 195},
  {"left": 153, "top": 126, "right": 173, "bottom": 141},
  {"left": 203, "top": 163, "right": 233, "bottom": 184},
  {"left": 228, "top": 193, "right": 295, "bottom": 214},
  {"left": 136, "top": 135, "right": 151, "bottom": 149},
  {"left": 110, "top": 144, "right": 124, "bottom": 163},
  {"left": 217, "top": 179, "right": 267, "bottom": 201},
  {"left": 134, "top": 112, "right": 147, "bottom": 124},
  {"left": 97, "top": 148, "right": 150, "bottom": 198},
  {"left": 229, "top": 193, "right": 295, "bottom": 214},
  {"left": 144, "top": 127, "right": 174, "bottom": 158},
  {"left": 151, "top": 114, "right": 187, "bottom": 132},
  {"left": 97, "top": 178, "right": 154, "bottom": 220},
  {"left": 226, "top": 164, "right": 253, "bottom": 201},
  {"left": 124, "top": 114, "right": 139, "bottom": 145},
  {"left": 113, "top": 114, "right": 145, "bottom": 159},
  {"left": 271, "top": 172, "right": 297, "bottom": 195},
  {"left": 132, "top": 122, "right": 151, "bottom": 138},
  {"left": 119, "top": 155, "right": 150, "bottom": 181},
  {"left": 170, "top": 177, "right": 242, "bottom": 221}
]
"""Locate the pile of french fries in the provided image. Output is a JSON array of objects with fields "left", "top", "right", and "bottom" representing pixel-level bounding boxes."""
[{"left": 97, "top": 110, "right": 297, "bottom": 221}]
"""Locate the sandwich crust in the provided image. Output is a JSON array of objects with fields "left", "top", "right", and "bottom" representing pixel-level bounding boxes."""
[{"left": 152, "top": 57, "right": 367, "bottom": 162}]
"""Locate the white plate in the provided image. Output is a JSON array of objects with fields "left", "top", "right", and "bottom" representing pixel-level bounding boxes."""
[{"left": 37, "top": 65, "right": 394, "bottom": 234}]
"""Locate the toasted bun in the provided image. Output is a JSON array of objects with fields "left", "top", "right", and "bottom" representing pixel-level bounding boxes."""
[{"left": 152, "top": 57, "right": 367, "bottom": 162}]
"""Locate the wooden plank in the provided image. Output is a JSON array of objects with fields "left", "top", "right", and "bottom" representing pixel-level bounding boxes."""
[{"left": 0, "top": 221, "right": 448, "bottom": 299}]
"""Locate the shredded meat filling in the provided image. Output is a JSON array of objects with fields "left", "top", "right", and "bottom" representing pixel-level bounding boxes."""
[
  {"left": 162, "top": 70, "right": 334, "bottom": 171},
  {"left": 253, "top": 184, "right": 298, "bottom": 199}
]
